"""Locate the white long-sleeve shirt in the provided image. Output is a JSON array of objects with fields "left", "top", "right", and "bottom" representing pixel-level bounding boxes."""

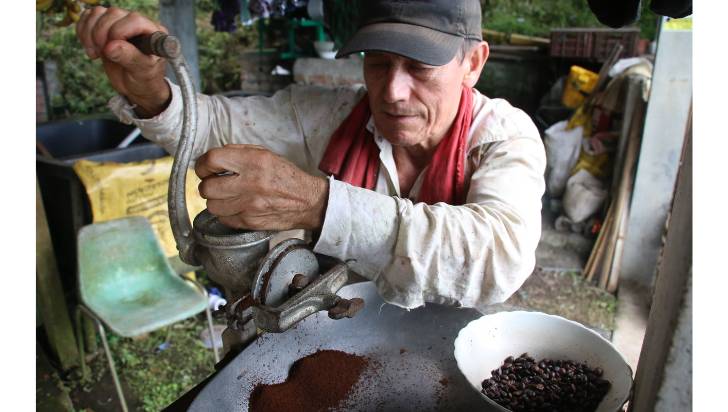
[{"left": 109, "top": 81, "right": 546, "bottom": 312}]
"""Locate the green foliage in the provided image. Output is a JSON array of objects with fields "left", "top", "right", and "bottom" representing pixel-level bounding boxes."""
[
  {"left": 112, "top": 318, "right": 215, "bottom": 411},
  {"left": 68, "top": 318, "right": 215, "bottom": 412},
  {"left": 36, "top": 0, "right": 158, "bottom": 118},
  {"left": 482, "top": 0, "right": 658, "bottom": 40},
  {"left": 197, "top": 12, "right": 258, "bottom": 94},
  {"left": 638, "top": 1, "right": 659, "bottom": 41},
  {"left": 37, "top": 0, "right": 257, "bottom": 118},
  {"left": 37, "top": 26, "right": 116, "bottom": 117},
  {"left": 195, "top": 0, "right": 259, "bottom": 95}
]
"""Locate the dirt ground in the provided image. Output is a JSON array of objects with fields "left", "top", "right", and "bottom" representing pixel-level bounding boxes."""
[
  {"left": 55, "top": 318, "right": 218, "bottom": 412},
  {"left": 505, "top": 267, "right": 617, "bottom": 337}
]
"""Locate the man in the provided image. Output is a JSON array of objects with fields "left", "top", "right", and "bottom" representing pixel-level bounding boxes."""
[{"left": 76, "top": 0, "right": 546, "bottom": 311}]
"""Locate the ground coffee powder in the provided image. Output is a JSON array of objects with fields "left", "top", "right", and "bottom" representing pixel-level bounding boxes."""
[{"left": 249, "top": 349, "right": 369, "bottom": 412}]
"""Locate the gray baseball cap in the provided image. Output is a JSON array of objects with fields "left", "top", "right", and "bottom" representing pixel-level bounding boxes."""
[{"left": 336, "top": 0, "right": 483, "bottom": 66}]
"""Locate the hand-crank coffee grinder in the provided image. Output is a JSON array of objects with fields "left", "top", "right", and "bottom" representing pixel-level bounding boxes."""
[{"left": 134, "top": 33, "right": 365, "bottom": 355}]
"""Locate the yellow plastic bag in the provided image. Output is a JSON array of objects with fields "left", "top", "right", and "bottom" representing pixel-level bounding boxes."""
[
  {"left": 566, "top": 105, "right": 593, "bottom": 136},
  {"left": 569, "top": 131, "right": 617, "bottom": 179},
  {"left": 571, "top": 150, "right": 611, "bottom": 179},
  {"left": 73, "top": 156, "right": 207, "bottom": 257}
]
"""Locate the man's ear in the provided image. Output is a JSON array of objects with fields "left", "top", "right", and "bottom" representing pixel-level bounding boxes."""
[{"left": 462, "top": 41, "right": 489, "bottom": 88}]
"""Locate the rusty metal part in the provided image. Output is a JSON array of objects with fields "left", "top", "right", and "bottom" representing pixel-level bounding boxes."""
[
  {"left": 288, "top": 273, "right": 311, "bottom": 297},
  {"left": 252, "top": 239, "right": 319, "bottom": 307},
  {"left": 327, "top": 297, "right": 365, "bottom": 320},
  {"left": 226, "top": 294, "right": 255, "bottom": 330},
  {"left": 253, "top": 262, "right": 360, "bottom": 333},
  {"left": 214, "top": 294, "right": 258, "bottom": 357}
]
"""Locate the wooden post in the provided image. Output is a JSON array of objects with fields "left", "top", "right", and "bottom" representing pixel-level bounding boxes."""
[
  {"left": 37, "top": 178, "right": 79, "bottom": 370},
  {"left": 629, "top": 105, "right": 692, "bottom": 411},
  {"left": 159, "top": 0, "right": 201, "bottom": 90}
]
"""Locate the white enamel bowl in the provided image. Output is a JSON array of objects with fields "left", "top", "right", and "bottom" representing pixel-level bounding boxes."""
[{"left": 454, "top": 311, "right": 633, "bottom": 412}]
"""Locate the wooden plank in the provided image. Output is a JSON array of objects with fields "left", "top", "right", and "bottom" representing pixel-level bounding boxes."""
[
  {"left": 585, "top": 76, "right": 645, "bottom": 290},
  {"left": 482, "top": 29, "right": 551, "bottom": 46},
  {"left": 597, "top": 208, "right": 618, "bottom": 289},
  {"left": 594, "top": 43, "right": 624, "bottom": 93},
  {"left": 606, "top": 86, "right": 648, "bottom": 292},
  {"left": 37, "top": 178, "right": 79, "bottom": 370},
  {"left": 585, "top": 204, "right": 614, "bottom": 283},
  {"left": 606, "top": 204, "right": 635, "bottom": 290},
  {"left": 599, "top": 211, "right": 620, "bottom": 290}
]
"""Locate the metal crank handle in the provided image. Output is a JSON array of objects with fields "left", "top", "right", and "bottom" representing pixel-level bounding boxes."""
[
  {"left": 128, "top": 31, "right": 181, "bottom": 59},
  {"left": 126, "top": 30, "right": 198, "bottom": 266}
]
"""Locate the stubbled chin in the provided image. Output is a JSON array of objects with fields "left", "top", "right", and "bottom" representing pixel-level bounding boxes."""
[
  {"left": 379, "top": 130, "right": 423, "bottom": 147},
  {"left": 375, "top": 120, "right": 425, "bottom": 146}
]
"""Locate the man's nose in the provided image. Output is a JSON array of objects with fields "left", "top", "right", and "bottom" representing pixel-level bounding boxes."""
[{"left": 383, "top": 66, "right": 411, "bottom": 103}]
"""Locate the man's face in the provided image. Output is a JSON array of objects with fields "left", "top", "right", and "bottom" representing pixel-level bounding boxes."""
[{"left": 363, "top": 51, "right": 470, "bottom": 148}]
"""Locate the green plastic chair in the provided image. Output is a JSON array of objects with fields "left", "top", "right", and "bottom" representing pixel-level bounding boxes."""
[{"left": 75, "top": 216, "right": 219, "bottom": 412}]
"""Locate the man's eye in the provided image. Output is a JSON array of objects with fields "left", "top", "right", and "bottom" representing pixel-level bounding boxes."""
[{"left": 410, "top": 65, "right": 434, "bottom": 74}]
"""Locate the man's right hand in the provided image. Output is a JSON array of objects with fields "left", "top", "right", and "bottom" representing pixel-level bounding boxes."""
[{"left": 76, "top": 6, "right": 171, "bottom": 118}]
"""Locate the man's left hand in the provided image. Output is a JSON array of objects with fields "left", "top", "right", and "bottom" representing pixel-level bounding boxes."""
[{"left": 194, "top": 145, "right": 328, "bottom": 231}]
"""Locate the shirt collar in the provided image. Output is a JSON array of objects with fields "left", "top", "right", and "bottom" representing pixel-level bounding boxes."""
[{"left": 366, "top": 116, "right": 390, "bottom": 151}]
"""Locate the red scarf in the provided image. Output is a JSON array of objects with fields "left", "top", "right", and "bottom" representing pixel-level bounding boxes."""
[{"left": 319, "top": 86, "right": 473, "bottom": 205}]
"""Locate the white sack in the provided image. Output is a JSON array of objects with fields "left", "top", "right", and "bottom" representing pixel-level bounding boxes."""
[
  {"left": 562, "top": 169, "right": 607, "bottom": 223},
  {"left": 544, "top": 120, "right": 583, "bottom": 197}
]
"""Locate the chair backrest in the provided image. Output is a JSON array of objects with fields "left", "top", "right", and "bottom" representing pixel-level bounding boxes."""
[{"left": 77, "top": 216, "right": 178, "bottom": 306}]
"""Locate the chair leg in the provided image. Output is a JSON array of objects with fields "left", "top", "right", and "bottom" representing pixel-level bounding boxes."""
[
  {"left": 74, "top": 307, "right": 88, "bottom": 381},
  {"left": 204, "top": 304, "right": 221, "bottom": 364},
  {"left": 81, "top": 310, "right": 129, "bottom": 412},
  {"left": 186, "top": 278, "right": 221, "bottom": 365}
]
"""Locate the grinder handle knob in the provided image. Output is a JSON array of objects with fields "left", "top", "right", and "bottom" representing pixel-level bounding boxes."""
[
  {"left": 327, "top": 297, "right": 365, "bottom": 320},
  {"left": 129, "top": 31, "right": 181, "bottom": 59}
]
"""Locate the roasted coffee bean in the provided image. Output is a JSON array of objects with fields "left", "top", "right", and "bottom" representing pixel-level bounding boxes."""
[{"left": 480, "top": 354, "right": 611, "bottom": 412}]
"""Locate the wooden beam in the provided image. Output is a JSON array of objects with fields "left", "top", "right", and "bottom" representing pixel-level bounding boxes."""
[
  {"left": 37, "top": 178, "right": 79, "bottom": 370},
  {"left": 629, "top": 104, "right": 692, "bottom": 411},
  {"left": 159, "top": 0, "right": 201, "bottom": 90}
]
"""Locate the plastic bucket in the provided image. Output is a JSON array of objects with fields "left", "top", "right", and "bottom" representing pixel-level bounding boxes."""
[{"left": 562, "top": 65, "right": 599, "bottom": 109}]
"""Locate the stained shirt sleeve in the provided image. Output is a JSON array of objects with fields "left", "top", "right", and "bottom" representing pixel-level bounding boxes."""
[{"left": 108, "top": 79, "right": 363, "bottom": 174}]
